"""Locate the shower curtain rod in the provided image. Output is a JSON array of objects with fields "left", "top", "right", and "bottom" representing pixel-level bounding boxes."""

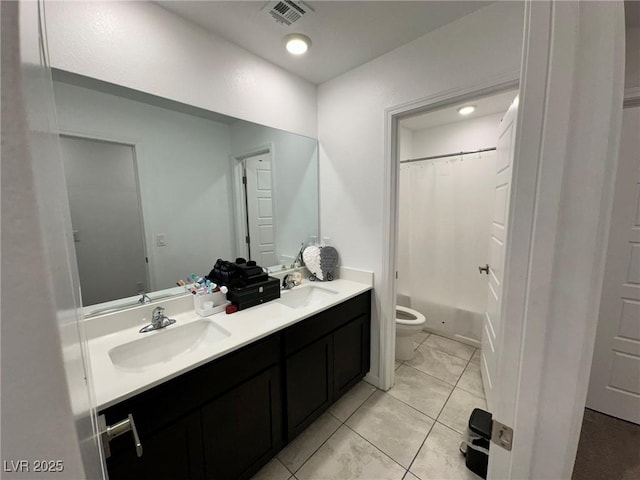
[{"left": 399, "top": 147, "right": 497, "bottom": 164}]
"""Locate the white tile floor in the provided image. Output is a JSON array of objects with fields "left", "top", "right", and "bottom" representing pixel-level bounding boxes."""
[{"left": 251, "top": 333, "right": 485, "bottom": 480}]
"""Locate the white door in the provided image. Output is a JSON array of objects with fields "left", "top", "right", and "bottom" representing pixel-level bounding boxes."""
[
  {"left": 245, "top": 154, "right": 277, "bottom": 267},
  {"left": 586, "top": 105, "right": 640, "bottom": 424},
  {"left": 60, "top": 136, "right": 149, "bottom": 305},
  {"left": 481, "top": 97, "right": 518, "bottom": 412}
]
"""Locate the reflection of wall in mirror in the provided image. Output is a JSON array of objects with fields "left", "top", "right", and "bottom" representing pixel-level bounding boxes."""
[
  {"left": 54, "top": 80, "right": 236, "bottom": 298},
  {"left": 230, "top": 122, "right": 319, "bottom": 266},
  {"left": 38, "top": 0, "right": 317, "bottom": 138},
  {"left": 53, "top": 79, "right": 320, "bottom": 305}
]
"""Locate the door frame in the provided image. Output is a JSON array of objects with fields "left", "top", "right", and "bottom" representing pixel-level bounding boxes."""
[
  {"left": 230, "top": 143, "right": 276, "bottom": 262},
  {"left": 382, "top": 76, "right": 520, "bottom": 392},
  {"left": 382, "top": 1, "right": 625, "bottom": 478},
  {"left": 58, "top": 130, "right": 152, "bottom": 294}
]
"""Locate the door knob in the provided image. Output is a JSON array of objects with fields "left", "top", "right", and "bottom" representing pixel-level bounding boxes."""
[{"left": 478, "top": 264, "right": 490, "bottom": 275}]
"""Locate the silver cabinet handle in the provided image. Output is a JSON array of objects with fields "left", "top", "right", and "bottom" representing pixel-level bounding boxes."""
[
  {"left": 478, "top": 264, "right": 490, "bottom": 275},
  {"left": 99, "top": 413, "right": 143, "bottom": 458}
]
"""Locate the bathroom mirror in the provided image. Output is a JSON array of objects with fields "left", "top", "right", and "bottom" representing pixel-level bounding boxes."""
[{"left": 52, "top": 70, "right": 319, "bottom": 315}]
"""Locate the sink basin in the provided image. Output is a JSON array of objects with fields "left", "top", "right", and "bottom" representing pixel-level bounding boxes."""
[
  {"left": 109, "top": 320, "right": 231, "bottom": 370},
  {"left": 278, "top": 285, "right": 338, "bottom": 309}
]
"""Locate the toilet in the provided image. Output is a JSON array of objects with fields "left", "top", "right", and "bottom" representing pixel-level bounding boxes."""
[{"left": 395, "top": 306, "right": 426, "bottom": 361}]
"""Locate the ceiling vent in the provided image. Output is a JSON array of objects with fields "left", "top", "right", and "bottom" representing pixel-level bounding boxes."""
[{"left": 264, "top": 1, "right": 314, "bottom": 26}]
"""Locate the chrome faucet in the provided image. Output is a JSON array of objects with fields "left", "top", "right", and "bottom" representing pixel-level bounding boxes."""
[
  {"left": 282, "top": 274, "right": 299, "bottom": 290},
  {"left": 294, "top": 243, "right": 306, "bottom": 267},
  {"left": 139, "top": 306, "right": 176, "bottom": 333},
  {"left": 138, "top": 293, "right": 151, "bottom": 304}
]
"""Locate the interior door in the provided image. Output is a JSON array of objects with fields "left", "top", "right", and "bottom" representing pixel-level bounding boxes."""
[
  {"left": 481, "top": 97, "right": 518, "bottom": 412},
  {"left": 60, "top": 135, "right": 148, "bottom": 305},
  {"left": 245, "top": 154, "right": 277, "bottom": 267},
  {"left": 586, "top": 105, "right": 640, "bottom": 424}
]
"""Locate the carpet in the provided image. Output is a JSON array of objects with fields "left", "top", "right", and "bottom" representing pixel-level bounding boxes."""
[{"left": 572, "top": 408, "right": 640, "bottom": 480}]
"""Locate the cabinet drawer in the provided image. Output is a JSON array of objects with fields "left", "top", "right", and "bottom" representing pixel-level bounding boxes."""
[{"left": 283, "top": 291, "right": 370, "bottom": 356}]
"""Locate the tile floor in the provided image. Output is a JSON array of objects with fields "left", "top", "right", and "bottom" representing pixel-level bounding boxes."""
[{"left": 251, "top": 333, "right": 485, "bottom": 480}]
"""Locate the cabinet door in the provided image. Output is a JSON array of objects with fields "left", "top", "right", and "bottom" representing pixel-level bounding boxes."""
[
  {"left": 201, "top": 366, "right": 282, "bottom": 480},
  {"left": 106, "top": 411, "right": 203, "bottom": 480},
  {"left": 285, "top": 335, "right": 333, "bottom": 440},
  {"left": 333, "top": 314, "right": 370, "bottom": 400}
]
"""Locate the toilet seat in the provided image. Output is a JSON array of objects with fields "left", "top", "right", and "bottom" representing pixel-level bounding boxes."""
[
  {"left": 396, "top": 306, "right": 426, "bottom": 326},
  {"left": 395, "top": 306, "right": 426, "bottom": 361}
]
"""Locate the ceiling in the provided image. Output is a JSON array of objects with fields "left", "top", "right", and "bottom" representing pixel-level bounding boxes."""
[
  {"left": 400, "top": 89, "right": 517, "bottom": 131},
  {"left": 156, "top": 1, "right": 490, "bottom": 84}
]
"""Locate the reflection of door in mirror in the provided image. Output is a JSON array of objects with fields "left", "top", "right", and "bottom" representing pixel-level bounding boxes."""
[
  {"left": 244, "top": 154, "right": 277, "bottom": 267},
  {"left": 60, "top": 135, "right": 148, "bottom": 305}
]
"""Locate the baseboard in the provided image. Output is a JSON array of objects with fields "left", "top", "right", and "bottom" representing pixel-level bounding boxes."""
[
  {"left": 364, "top": 372, "right": 380, "bottom": 389},
  {"left": 422, "top": 327, "right": 480, "bottom": 348}
]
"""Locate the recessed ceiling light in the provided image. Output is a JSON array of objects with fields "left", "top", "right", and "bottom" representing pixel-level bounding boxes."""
[
  {"left": 284, "top": 33, "right": 311, "bottom": 55},
  {"left": 457, "top": 105, "right": 476, "bottom": 116}
]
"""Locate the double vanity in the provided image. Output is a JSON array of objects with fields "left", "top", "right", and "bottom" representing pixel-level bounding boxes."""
[
  {"left": 87, "top": 271, "right": 372, "bottom": 480},
  {"left": 53, "top": 69, "right": 370, "bottom": 479}
]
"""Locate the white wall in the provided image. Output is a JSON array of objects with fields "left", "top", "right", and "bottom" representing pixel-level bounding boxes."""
[
  {"left": 318, "top": 2, "right": 524, "bottom": 380},
  {"left": 230, "top": 122, "right": 319, "bottom": 265},
  {"left": 44, "top": 1, "right": 317, "bottom": 138},
  {"left": 53, "top": 81, "right": 236, "bottom": 293},
  {"left": 411, "top": 112, "right": 504, "bottom": 158}
]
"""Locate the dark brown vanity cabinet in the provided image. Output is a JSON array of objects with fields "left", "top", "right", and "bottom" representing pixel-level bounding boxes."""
[
  {"left": 333, "top": 312, "right": 370, "bottom": 398},
  {"left": 105, "top": 412, "right": 204, "bottom": 480},
  {"left": 103, "top": 335, "right": 282, "bottom": 480},
  {"left": 285, "top": 336, "right": 333, "bottom": 439},
  {"left": 201, "top": 365, "right": 282, "bottom": 480},
  {"left": 101, "top": 291, "right": 370, "bottom": 480},
  {"left": 284, "top": 292, "right": 371, "bottom": 440}
]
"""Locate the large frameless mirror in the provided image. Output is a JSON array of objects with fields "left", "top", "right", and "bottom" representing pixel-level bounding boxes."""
[{"left": 52, "top": 71, "right": 319, "bottom": 316}]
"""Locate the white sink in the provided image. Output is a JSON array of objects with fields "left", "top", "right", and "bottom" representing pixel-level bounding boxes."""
[
  {"left": 109, "top": 320, "right": 231, "bottom": 370},
  {"left": 278, "top": 285, "right": 338, "bottom": 309}
]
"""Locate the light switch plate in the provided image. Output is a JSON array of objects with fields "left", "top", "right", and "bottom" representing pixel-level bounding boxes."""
[{"left": 156, "top": 234, "right": 167, "bottom": 247}]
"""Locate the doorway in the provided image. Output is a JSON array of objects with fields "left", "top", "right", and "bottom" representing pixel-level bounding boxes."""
[
  {"left": 572, "top": 101, "right": 640, "bottom": 480},
  {"left": 381, "top": 80, "right": 519, "bottom": 392},
  {"left": 395, "top": 90, "right": 518, "bottom": 415},
  {"left": 586, "top": 103, "right": 640, "bottom": 425},
  {"left": 60, "top": 135, "right": 149, "bottom": 305},
  {"left": 232, "top": 148, "right": 277, "bottom": 267}
]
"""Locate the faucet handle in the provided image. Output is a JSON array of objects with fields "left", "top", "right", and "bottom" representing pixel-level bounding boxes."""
[
  {"left": 138, "top": 293, "right": 151, "bottom": 304},
  {"left": 140, "top": 306, "right": 175, "bottom": 333}
]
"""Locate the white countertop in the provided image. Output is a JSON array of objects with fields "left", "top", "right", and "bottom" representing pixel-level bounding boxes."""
[{"left": 87, "top": 273, "right": 372, "bottom": 411}]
